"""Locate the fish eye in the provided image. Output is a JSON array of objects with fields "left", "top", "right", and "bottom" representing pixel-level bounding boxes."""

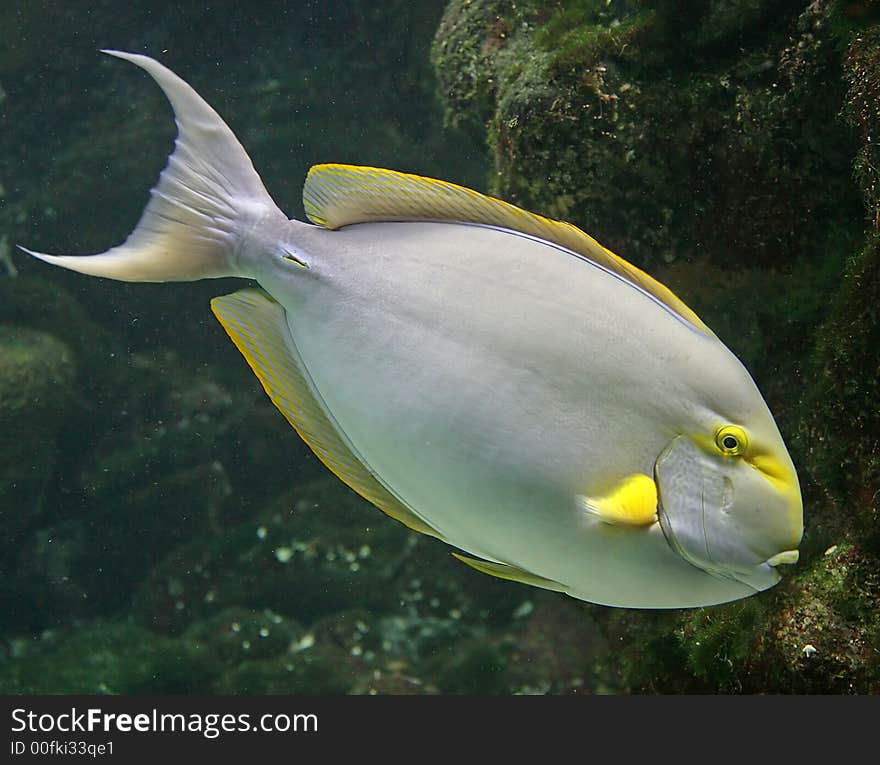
[{"left": 715, "top": 425, "right": 748, "bottom": 457}]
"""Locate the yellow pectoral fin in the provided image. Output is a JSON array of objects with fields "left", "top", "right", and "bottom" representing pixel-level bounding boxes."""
[
  {"left": 452, "top": 553, "right": 567, "bottom": 593},
  {"left": 579, "top": 473, "right": 658, "bottom": 526}
]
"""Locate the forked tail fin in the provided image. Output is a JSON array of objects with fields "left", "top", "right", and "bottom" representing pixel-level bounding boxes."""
[{"left": 21, "top": 50, "right": 285, "bottom": 282}]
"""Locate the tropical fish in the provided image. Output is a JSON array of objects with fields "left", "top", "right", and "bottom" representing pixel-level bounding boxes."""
[{"left": 23, "top": 52, "right": 803, "bottom": 608}]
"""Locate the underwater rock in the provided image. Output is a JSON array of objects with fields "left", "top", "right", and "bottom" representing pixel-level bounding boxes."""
[
  {"left": 799, "top": 232, "right": 880, "bottom": 554},
  {"left": 432, "top": 0, "right": 863, "bottom": 432},
  {"left": 77, "top": 462, "right": 235, "bottom": 615},
  {"left": 2, "top": 520, "right": 92, "bottom": 634},
  {"left": 604, "top": 544, "right": 880, "bottom": 694},
  {"left": 0, "top": 327, "right": 75, "bottom": 550},
  {"left": 417, "top": 594, "right": 607, "bottom": 694},
  {"left": 0, "top": 619, "right": 216, "bottom": 694},
  {"left": 131, "top": 477, "right": 416, "bottom": 633},
  {"left": 433, "top": 0, "right": 860, "bottom": 271},
  {"left": 0, "top": 236, "right": 16, "bottom": 277},
  {"left": 739, "top": 544, "right": 880, "bottom": 693},
  {"left": 0, "top": 277, "right": 127, "bottom": 543},
  {"left": 431, "top": 0, "right": 515, "bottom": 132},
  {"left": 183, "top": 606, "right": 306, "bottom": 667},
  {"left": 799, "top": 24, "right": 880, "bottom": 556},
  {"left": 0, "top": 276, "right": 117, "bottom": 372},
  {"left": 503, "top": 596, "right": 608, "bottom": 694},
  {"left": 349, "top": 667, "right": 439, "bottom": 695},
  {"left": 572, "top": 502, "right": 880, "bottom": 694},
  {"left": 0, "top": 276, "right": 133, "bottom": 633},
  {"left": 40, "top": 348, "right": 247, "bottom": 616},
  {"left": 375, "top": 534, "right": 529, "bottom": 665},
  {"left": 210, "top": 630, "right": 358, "bottom": 695},
  {"left": 423, "top": 633, "right": 514, "bottom": 695},
  {"left": 130, "top": 479, "right": 549, "bottom": 691},
  {"left": 63, "top": 340, "right": 336, "bottom": 615},
  {"left": 310, "top": 609, "right": 385, "bottom": 661}
]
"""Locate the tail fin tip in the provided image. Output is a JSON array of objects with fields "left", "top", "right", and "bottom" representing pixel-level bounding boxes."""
[{"left": 25, "top": 51, "right": 283, "bottom": 283}]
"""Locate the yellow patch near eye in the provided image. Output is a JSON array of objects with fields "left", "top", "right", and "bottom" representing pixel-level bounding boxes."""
[
  {"left": 748, "top": 452, "right": 797, "bottom": 494},
  {"left": 579, "top": 473, "right": 658, "bottom": 527},
  {"left": 746, "top": 452, "right": 801, "bottom": 526},
  {"left": 715, "top": 425, "right": 748, "bottom": 457}
]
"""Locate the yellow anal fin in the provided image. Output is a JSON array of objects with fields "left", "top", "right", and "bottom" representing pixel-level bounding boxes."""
[
  {"left": 303, "top": 163, "right": 712, "bottom": 336},
  {"left": 451, "top": 553, "right": 567, "bottom": 593},
  {"left": 211, "top": 288, "right": 443, "bottom": 540},
  {"left": 579, "top": 473, "right": 658, "bottom": 526}
]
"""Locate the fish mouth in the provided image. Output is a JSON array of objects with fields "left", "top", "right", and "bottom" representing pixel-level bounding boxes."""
[
  {"left": 655, "top": 493, "right": 799, "bottom": 569},
  {"left": 656, "top": 485, "right": 798, "bottom": 595}
]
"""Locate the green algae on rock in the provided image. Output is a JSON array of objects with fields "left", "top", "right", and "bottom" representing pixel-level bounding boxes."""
[
  {"left": 433, "top": 0, "right": 860, "bottom": 270},
  {"left": 800, "top": 25, "right": 880, "bottom": 558}
]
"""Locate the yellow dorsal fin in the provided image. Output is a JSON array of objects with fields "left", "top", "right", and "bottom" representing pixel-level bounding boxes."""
[
  {"left": 211, "top": 288, "right": 443, "bottom": 540},
  {"left": 451, "top": 553, "right": 567, "bottom": 593},
  {"left": 303, "top": 164, "right": 712, "bottom": 335},
  {"left": 578, "top": 473, "right": 658, "bottom": 527}
]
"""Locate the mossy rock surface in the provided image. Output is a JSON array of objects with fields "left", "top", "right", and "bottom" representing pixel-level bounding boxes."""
[
  {"left": 183, "top": 606, "right": 306, "bottom": 667},
  {"left": 131, "top": 477, "right": 416, "bottom": 632},
  {"left": 0, "top": 326, "right": 75, "bottom": 545},
  {"left": 0, "top": 620, "right": 216, "bottom": 694}
]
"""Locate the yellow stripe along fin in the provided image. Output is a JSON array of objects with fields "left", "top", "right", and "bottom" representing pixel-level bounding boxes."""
[
  {"left": 451, "top": 553, "right": 567, "bottom": 593},
  {"left": 303, "top": 163, "right": 712, "bottom": 336},
  {"left": 210, "top": 288, "right": 444, "bottom": 540}
]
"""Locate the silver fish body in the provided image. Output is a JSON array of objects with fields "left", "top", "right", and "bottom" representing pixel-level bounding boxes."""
[
  {"left": 23, "top": 52, "right": 803, "bottom": 608},
  {"left": 248, "top": 219, "right": 798, "bottom": 607}
]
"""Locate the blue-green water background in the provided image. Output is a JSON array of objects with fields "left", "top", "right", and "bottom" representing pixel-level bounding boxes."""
[{"left": 1, "top": 0, "right": 878, "bottom": 694}]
